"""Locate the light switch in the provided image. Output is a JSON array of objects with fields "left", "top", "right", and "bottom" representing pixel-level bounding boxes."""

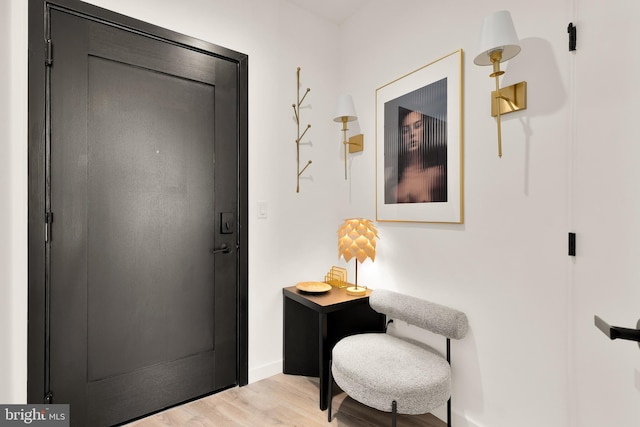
[{"left": 258, "top": 202, "right": 268, "bottom": 219}]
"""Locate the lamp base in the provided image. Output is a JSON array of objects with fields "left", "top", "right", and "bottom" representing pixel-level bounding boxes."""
[{"left": 346, "top": 286, "right": 367, "bottom": 296}]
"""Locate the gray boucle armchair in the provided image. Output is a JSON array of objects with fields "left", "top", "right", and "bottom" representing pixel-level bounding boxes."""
[{"left": 328, "top": 289, "right": 468, "bottom": 427}]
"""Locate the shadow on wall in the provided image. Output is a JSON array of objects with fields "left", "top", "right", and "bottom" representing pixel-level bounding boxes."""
[
  {"left": 501, "top": 36, "right": 566, "bottom": 117},
  {"left": 451, "top": 326, "right": 483, "bottom": 427},
  {"left": 387, "top": 320, "right": 484, "bottom": 427},
  {"left": 495, "top": 37, "right": 567, "bottom": 195}
]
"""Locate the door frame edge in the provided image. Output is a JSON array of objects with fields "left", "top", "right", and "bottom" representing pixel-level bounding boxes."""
[
  {"left": 237, "top": 54, "right": 249, "bottom": 387},
  {"left": 27, "top": 0, "right": 47, "bottom": 404}
]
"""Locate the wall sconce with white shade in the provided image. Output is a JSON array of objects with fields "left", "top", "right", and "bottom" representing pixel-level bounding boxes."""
[
  {"left": 474, "top": 10, "right": 527, "bottom": 158},
  {"left": 333, "top": 95, "right": 364, "bottom": 179}
]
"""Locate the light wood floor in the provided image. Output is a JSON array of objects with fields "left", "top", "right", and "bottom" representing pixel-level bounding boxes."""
[{"left": 125, "top": 373, "right": 446, "bottom": 427}]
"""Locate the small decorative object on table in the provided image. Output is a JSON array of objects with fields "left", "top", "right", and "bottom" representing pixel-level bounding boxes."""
[
  {"left": 295, "top": 281, "right": 332, "bottom": 294},
  {"left": 337, "top": 218, "right": 379, "bottom": 296},
  {"left": 324, "top": 266, "right": 348, "bottom": 288}
]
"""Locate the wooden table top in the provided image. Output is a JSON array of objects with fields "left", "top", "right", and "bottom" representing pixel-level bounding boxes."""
[{"left": 283, "top": 285, "right": 373, "bottom": 313}]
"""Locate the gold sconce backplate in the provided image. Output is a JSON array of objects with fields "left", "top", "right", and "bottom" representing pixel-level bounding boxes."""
[
  {"left": 491, "top": 81, "right": 527, "bottom": 117},
  {"left": 348, "top": 134, "right": 364, "bottom": 154}
]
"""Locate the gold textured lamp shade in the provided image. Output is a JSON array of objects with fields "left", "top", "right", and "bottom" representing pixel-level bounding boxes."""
[{"left": 337, "top": 218, "right": 378, "bottom": 296}]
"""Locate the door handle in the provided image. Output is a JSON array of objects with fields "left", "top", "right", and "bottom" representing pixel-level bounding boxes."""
[
  {"left": 210, "top": 243, "right": 231, "bottom": 254},
  {"left": 594, "top": 315, "right": 640, "bottom": 348}
]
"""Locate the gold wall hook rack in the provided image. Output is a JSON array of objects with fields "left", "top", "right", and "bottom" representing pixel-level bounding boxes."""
[{"left": 293, "top": 67, "right": 312, "bottom": 193}]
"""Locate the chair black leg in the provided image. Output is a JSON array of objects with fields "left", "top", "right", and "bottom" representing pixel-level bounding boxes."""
[
  {"left": 446, "top": 338, "right": 452, "bottom": 427},
  {"left": 391, "top": 400, "right": 397, "bottom": 427},
  {"left": 327, "top": 360, "right": 333, "bottom": 422}
]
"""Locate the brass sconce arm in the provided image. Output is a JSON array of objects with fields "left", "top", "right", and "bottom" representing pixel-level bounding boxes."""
[
  {"left": 486, "top": 49, "right": 527, "bottom": 158},
  {"left": 339, "top": 118, "right": 364, "bottom": 179},
  {"left": 489, "top": 49, "right": 506, "bottom": 158},
  {"left": 341, "top": 118, "right": 349, "bottom": 180},
  {"left": 334, "top": 94, "right": 363, "bottom": 180},
  {"left": 474, "top": 10, "right": 526, "bottom": 158}
]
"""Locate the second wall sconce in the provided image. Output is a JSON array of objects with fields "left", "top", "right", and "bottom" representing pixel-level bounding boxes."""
[
  {"left": 474, "top": 10, "right": 527, "bottom": 158},
  {"left": 333, "top": 95, "right": 363, "bottom": 179}
]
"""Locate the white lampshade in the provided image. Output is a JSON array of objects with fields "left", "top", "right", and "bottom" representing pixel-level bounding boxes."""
[
  {"left": 474, "top": 10, "right": 521, "bottom": 66},
  {"left": 333, "top": 94, "right": 357, "bottom": 122}
]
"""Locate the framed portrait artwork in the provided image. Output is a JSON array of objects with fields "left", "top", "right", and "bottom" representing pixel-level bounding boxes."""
[{"left": 375, "top": 49, "right": 463, "bottom": 223}]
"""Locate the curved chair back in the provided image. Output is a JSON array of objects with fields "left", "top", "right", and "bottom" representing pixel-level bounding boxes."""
[{"left": 370, "top": 289, "right": 468, "bottom": 340}]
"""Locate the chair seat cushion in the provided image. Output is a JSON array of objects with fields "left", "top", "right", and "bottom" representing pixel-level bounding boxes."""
[{"left": 331, "top": 333, "right": 451, "bottom": 415}]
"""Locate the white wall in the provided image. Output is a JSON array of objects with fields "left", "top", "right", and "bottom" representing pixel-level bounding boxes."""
[
  {"left": 1, "top": 0, "right": 28, "bottom": 405},
  {"left": 3, "top": 0, "right": 639, "bottom": 426},
  {"left": 571, "top": 1, "right": 640, "bottom": 426},
  {"left": 0, "top": 0, "right": 11, "bottom": 404},
  {"left": 338, "top": 1, "right": 570, "bottom": 426}
]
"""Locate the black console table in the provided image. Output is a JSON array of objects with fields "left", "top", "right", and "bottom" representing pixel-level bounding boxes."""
[{"left": 282, "top": 285, "right": 386, "bottom": 410}]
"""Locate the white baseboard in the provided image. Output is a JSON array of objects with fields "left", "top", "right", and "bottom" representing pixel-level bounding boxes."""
[{"left": 248, "top": 359, "right": 282, "bottom": 384}]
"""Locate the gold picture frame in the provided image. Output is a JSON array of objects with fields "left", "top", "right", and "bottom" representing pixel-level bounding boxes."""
[{"left": 375, "top": 49, "right": 464, "bottom": 223}]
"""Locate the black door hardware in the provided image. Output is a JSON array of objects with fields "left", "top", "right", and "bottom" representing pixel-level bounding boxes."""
[
  {"left": 594, "top": 315, "right": 640, "bottom": 349},
  {"left": 568, "top": 232, "right": 576, "bottom": 256},
  {"left": 567, "top": 23, "right": 577, "bottom": 51},
  {"left": 220, "top": 212, "right": 235, "bottom": 234},
  {"left": 210, "top": 243, "right": 231, "bottom": 254}
]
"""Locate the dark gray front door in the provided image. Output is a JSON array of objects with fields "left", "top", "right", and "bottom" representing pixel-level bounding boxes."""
[{"left": 38, "top": 4, "right": 243, "bottom": 425}]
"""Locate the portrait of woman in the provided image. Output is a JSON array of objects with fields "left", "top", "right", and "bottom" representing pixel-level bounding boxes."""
[
  {"left": 384, "top": 106, "right": 447, "bottom": 204},
  {"left": 394, "top": 107, "right": 447, "bottom": 203},
  {"left": 376, "top": 51, "right": 462, "bottom": 223}
]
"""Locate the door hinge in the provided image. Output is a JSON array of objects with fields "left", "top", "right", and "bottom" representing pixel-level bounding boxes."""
[
  {"left": 568, "top": 232, "right": 576, "bottom": 256},
  {"left": 45, "top": 39, "right": 53, "bottom": 66},
  {"left": 567, "top": 23, "right": 577, "bottom": 52},
  {"left": 45, "top": 211, "right": 54, "bottom": 243}
]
